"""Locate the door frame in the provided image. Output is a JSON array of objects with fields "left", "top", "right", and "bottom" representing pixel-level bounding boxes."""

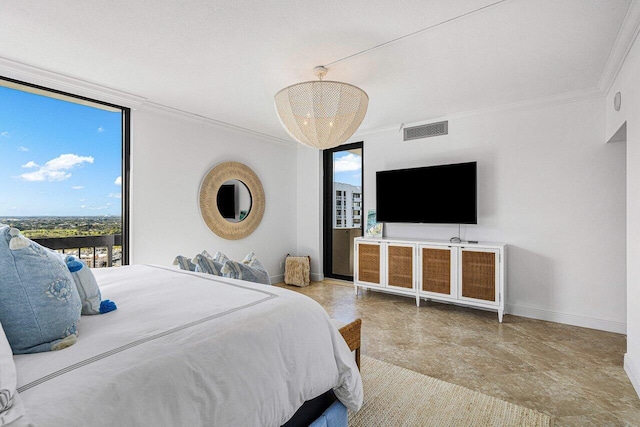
[{"left": 322, "top": 141, "right": 364, "bottom": 281}]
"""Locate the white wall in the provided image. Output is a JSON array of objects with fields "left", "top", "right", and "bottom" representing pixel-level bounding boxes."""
[
  {"left": 130, "top": 110, "right": 298, "bottom": 282},
  {"left": 607, "top": 25, "right": 640, "bottom": 396},
  {"left": 298, "top": 97, "right": 627, "bottom": 333},
  {"left": 295, "top": 145, "right": 324, "bottom": 280}
]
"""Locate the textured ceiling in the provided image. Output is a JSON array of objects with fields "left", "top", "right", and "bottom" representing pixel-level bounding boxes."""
[{"left": 0, "top": 0, "right": 632, "bottom": 142}]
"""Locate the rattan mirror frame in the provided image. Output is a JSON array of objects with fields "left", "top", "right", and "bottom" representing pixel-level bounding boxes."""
[{"left": 199, "top": 161, "right": 265, "bottom": 240}]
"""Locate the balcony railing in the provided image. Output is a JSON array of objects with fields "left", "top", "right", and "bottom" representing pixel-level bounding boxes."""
[{"left": 33, "top": 234, "right": 122, "bottom": 268}]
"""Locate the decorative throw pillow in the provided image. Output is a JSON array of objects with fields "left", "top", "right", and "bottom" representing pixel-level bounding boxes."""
[
  {"left": 0, "top": 225, "right": 81, "bottom": 354},
  {"left": 193, "top": 253, "right": 224, "bottom": 276},
  {"left": 212, "top": 251, "right": 229, "bottom": 264},
  {"left": 65, "top": 256, "right": 117, "bottom": 315},
  {"left": 200, "top": 250, "right": 230, "bottom": 264},
  {"left": 0, "top": 322, "right": 24, "bottom": 425},
  {"left": 173, "top": 255, "right": 196, "bottom": 271},
  {"left": 221, "top": 251, "right": 271, "bottom": 285}
]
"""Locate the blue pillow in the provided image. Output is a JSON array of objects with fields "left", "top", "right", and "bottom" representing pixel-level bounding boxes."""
[
  {"left": 0, "top": 225, "right": 81, "bottom": 354},
  {"left": 212, "top": 251, "right": 229, "bottom": 264},
  {"left": 193, "top": 253, "right": 224, "bottom": 276},
  {"left": 65, "top": 255, "right": 116, "bottom": 315},
  {"left": 221, "top": 251, "right": 271, "bottom": 285},
  {"left": 173, "top": 255, "right": 196, "bottom": 271}
]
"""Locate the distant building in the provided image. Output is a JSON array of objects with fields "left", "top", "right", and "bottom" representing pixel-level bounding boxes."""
[{"left": 333, "top": 182, "right": 362, "bottom": 228}]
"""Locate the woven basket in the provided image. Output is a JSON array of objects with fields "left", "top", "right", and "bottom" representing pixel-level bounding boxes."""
[{"left": 284, "top": 255, "right": 311, "bottom": 287}]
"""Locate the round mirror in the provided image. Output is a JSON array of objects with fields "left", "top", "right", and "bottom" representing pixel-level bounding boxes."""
[
  {"left": 217, "top": 179, "right": 252, "bottom": 223},
  {"left": 199, "top": 161, "right": 265, "bottom": 240}
]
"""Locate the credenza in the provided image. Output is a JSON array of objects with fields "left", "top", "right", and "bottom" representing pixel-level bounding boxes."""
[{"left": 354, "top": 237, "right": 506, "bottom": 322}]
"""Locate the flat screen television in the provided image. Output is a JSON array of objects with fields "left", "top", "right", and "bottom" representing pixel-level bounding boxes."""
[
  {"left": 217, "top": 184, "right": 236, "bottom": 219},
  {"left": 376, "top": 161, "right": 477, "bottom": 224}
]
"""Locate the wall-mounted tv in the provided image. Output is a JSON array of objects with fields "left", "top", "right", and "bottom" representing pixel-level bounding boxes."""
[{"left": 376, "top": 161, "right": 477, "bottom": 224}]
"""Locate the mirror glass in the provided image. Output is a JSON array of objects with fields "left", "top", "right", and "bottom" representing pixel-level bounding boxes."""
[{"left": 216, "top": 179, "right": 252, "bottom": 223}]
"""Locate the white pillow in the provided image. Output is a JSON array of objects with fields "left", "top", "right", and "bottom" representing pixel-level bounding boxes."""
[{"left": 0, "top": 322, "right": 24, "bottom": 426}]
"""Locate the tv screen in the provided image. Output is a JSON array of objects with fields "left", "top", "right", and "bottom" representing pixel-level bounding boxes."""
[
  {"left": 376, "top": 162, "right": 477, "bottom": 224},
  {"left": 217, "top": 184, "right": 236, "bottom": 219}
]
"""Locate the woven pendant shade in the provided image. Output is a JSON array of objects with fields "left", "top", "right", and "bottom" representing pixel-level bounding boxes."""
[{"left": 274, "top": 68, "right": 368, "bottom": 149}]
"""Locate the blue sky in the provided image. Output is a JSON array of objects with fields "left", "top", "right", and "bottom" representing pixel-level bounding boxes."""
[
  {"left": 0, "top": 85, "right": 122, "bottom": 216},
  {"left": 333, "top": 151, "right": 362, "bottom": 187}
]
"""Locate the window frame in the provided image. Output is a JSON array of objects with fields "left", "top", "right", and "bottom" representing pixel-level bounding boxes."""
[{"left": 0, "top": 76, "right": 131, "bottom": 265}]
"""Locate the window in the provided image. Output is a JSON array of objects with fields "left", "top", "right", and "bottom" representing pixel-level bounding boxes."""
[
  {"left": 323, "top": 142, "right": 363, "bottom": 280},
  {"left": 0, "top": 77, "right": 130, "bottom": 266}
]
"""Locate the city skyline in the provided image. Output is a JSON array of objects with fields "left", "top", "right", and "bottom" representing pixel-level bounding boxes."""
[{"left": 0, "top": 84, "right": 123, "bottom": 216}]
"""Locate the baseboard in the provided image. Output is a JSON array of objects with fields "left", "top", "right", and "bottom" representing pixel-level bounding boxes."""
[
  {"left": 506, "top": 304, "right": 626, "bottom": 334},
  {"left": 624, "top": 353, "right": 640, "bottom": 398},
  {"left": 272, "top": 272, "right": 323, "bottom": 284},
  {"left": 270, "top": 274, "right": 284, "bottom": 284}
]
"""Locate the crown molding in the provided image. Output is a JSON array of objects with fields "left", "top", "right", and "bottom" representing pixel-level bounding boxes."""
[
  {"left": 139, "top": 102, "right": 295, "bottom": 148},
  {"left": 351, "top": 86, "right": 604, "bottom": 139},
  {"left": 0, "top": 56, "right": 146, "bottom": 108},
  {"left": 598, "top": 0, "right": 640, "bottom": 94},
  {"left": 0, "top": 55, "right": 295, "bottom": 148}
]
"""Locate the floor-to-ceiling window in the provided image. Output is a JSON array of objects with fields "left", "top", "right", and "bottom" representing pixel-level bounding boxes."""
[
  {"left": 323, "top": 142, "right": 363, "bottom": 280},
  {"left": 0, "top": 77, "right": 130, "bottom": 266}
]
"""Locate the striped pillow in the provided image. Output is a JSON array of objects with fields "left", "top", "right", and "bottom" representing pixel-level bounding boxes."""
[
  {"left": 173, "top": 255, "right": 196, "bottom": 271},
  {"left": 194, "top": 253, "right": 224, "bottom": 276},
  {"left": 221, "top": 252, "right": 270, "bottom": 285}
]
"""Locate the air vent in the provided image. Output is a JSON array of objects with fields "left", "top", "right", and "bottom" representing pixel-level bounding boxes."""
[{"left": 403, "top": 121, "right": 448, "bottom": 141}]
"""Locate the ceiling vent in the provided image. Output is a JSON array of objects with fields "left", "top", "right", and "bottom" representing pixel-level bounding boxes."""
[{"left": 403, "top": 121, "right": 448, "bottom": 141}]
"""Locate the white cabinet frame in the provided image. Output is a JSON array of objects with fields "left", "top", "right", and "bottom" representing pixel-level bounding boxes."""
[{"left": 355, "top": 237, "right": 506, "bottom": 322}]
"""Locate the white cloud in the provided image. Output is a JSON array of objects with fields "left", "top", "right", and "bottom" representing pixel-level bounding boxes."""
[
  {"left": 20, "top": 153, "right": 94, "bottom": 182},
  {"left": 80, "top": 203, "right": 108, "bottom": 210},
  {"left": 114, "top": 176, "right": 122, "bottom": 186},
  {"left": 1, "top": 132, "right": 9, "bottom": 138},
  {"left": 18, "top": 146, "right": 29, "bottom": 152},
  {"left": 334, "top": 153, "right": 362, "bottom": 173},
  {"left": 72, "top": 186, "right": 84, "bottom": 190},
  {"left": 22, "top": 161, "right": 39, "bottom": 168},
  {"left": 108, "top": 192, "right": 122, "bottom": 199},
  {"left": 97, "top": 126, "right": 104, "bottom": 133}
]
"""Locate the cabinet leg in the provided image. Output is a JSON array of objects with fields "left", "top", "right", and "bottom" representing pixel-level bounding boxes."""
[
  {"left": 498, "top": 309, "right": 504, "bottom": 323},
  {"left": 416, "top": 295, "right": 420, "bottom": 307},
  {"left": 354, "top": 285, "right": 359, "bottom": 296}
]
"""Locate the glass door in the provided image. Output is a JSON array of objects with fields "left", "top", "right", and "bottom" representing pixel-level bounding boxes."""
[{"left": 323, "top": 142, "right": 363, "bottom": 280}]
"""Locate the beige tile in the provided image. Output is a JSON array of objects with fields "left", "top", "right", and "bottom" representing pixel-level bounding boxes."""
[{"left": 275, "top": 280, "right": 640, "bottom": 424}]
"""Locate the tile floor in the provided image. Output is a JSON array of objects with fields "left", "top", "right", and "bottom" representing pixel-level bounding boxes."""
[{"left": 275, "top": 279, "right": 640, "bottom": 426}]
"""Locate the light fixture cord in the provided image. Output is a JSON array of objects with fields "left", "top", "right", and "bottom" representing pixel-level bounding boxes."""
[{"left": 325, "top": 0, "right": 508, "bottom": 67}]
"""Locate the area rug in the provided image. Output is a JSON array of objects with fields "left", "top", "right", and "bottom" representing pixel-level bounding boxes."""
[{"left": 349, "top": 356, "right": 552, "bottom": 427}]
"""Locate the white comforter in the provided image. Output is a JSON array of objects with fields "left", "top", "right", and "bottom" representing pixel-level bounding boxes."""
[{"left": 12, "top": 265, "right": 363, "bottom": 426}]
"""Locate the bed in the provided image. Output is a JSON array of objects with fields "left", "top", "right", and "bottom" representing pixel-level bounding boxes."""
[{"left": 8, "top": 264, "right": 363, "bottom": 426}]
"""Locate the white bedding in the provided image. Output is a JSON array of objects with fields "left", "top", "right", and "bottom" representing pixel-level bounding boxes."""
[{"left": 12, "top": 265, "right": 362, "bottom": 426}]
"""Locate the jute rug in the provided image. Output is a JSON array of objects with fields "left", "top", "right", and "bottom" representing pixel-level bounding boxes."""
[{"left": 349, "top": 356, "right": 552, "bottom": 427}]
